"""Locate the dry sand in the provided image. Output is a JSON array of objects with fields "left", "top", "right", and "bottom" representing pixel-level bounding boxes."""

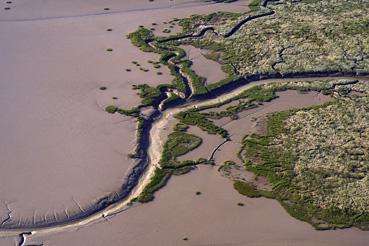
[
  {"left": 0, "top": 0, "right": 249, "bottom": 228},
  {"left": 23, "top": 165, "right": 369, "bottom": 246}
]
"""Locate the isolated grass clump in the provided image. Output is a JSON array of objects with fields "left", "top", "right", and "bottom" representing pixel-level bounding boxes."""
[{"left": 105, "top": 105, "right": 118, "bottom": 114}]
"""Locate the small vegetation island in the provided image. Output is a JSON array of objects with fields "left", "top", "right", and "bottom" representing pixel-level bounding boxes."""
[{"left": 104, "top": 0, "right": 369, "bottom": 231}]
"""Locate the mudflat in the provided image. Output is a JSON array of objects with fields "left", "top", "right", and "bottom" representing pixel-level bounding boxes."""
[
  {"left": 1, "top": 0, "right": 368, "bottom": 245},
  {"left": 0, "top": 0, "right": 249, "bottom": 227},
  {"left": 26, "top": 166, "right": 369, "bottom": 246}
]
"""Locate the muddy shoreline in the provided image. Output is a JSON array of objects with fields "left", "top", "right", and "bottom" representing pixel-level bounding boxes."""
[
  {"left": 0, "top": 74, "right": 364, "bottom": 235},
  {"left": 0, "top": 0, "right": 368, "bottom": 239}
]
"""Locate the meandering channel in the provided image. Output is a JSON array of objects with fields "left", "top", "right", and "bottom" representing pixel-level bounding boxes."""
[
  {"left": 0, "top": 75, "right": 364, "bottom": 241},
  {"left": 0, "top": 0, "right": 367, "bottom": 241}
]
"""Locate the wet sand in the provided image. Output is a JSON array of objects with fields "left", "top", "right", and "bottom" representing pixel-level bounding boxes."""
[
  {"left": 0, "top": 0, "right": 250, "bottom": 228},
  {"left": 25, "top": 166, "right": 369, "bottom": 246},
  {"left": 181, "top": 45, "right": 227, "bottom": 84}
]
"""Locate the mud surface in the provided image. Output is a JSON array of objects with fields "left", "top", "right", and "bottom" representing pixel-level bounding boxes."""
[
  {"left": 25, "top": 166, "right": 369, "bottom": 246},
  {"left": 0, "top": 0, "right": 249, "bottom": 228}
]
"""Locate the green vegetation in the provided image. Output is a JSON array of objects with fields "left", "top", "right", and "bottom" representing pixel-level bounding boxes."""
[
  {"left": 173, "top": 123, "right": 189, "bottom": 132},
  {"left": 181, "top": 60, "right": 208, "bottom": 96},
  {"left": 167, "top": 63, "right": 187, "bottom": 94},
  {"left": 133, "top": 84, "right": 161, "bottom": 106},
  {"left": 105, "top": 105, "right": 140, "bottom": 117},
  {"left": 203, "top": 101, "right": 256, "bottom": 120},
  {"left": 175, "top": 110, "right": 229, "bottom": 138},
  {"left": 105, "top": 105, "right": 118, "bottom": 114},
  {"left": 138, "top": 126, "right": 203, "bottom": 203},
  {"left": 160, "top": 131, "right": 202, "bottom": 166},
  {"left": 127, "top": 27, "right": 157, "bottom": 53},
  {"left": 233, "top": 180, "right": 273, "bottom": 198},
  {"left": 127, "top": 1, "right": 369, "bottom": 230},
  {"left": 238, "top": 80, "right": 369, "bottom": 230},
  {"left": 248, "top": 0, "right": 264, "bottom": 12},
  {"left": 138, "top": 168, "right": 172, "bottom": 203},
  {"left": 201, "top": 85, "right": 278, "bottom": 120},
  {"left": 181, "top": 0, "right": 369, "bottom": 77}
]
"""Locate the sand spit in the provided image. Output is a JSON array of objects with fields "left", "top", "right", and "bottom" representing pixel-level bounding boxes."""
[
  {"left": 25, "top": 166, "right": 369, "bottom": 246},
  {"left": 0, "top": 0, "right": 250, "bottom": 229}
]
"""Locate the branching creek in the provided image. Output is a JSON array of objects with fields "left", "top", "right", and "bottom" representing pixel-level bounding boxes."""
[{"left": 1, "top": 0, "right": 368, "bottom": 243}]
